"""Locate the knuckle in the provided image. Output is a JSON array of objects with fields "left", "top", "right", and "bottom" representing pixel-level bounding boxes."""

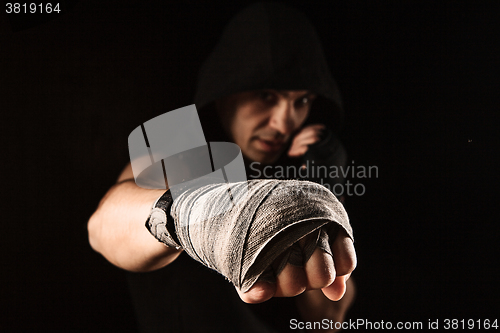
[
  {"left": 305, "top": 250, "right": 336, "bottom": 289},
  {"left": 338, "top": 253, "right": 357, "bottom": 275},
  {"left": 277, "top": 266, "right": 307, "bottom": 296},
  {"left": 309, "top": 269, "right": 335, "bottom": 289},
  {"left": 288, "top": 281, "right": 307, "bottom": 296}
]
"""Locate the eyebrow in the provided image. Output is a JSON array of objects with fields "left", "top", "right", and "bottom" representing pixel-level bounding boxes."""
[{"left": 276, "top": 90, "right": 316, "bottom": 99}]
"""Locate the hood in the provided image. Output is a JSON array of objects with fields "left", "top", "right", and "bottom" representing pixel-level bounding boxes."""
[{"left": 194, "top": 2, "right": 344, "bottom": 132}]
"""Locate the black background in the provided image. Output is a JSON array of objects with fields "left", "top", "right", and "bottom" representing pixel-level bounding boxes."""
[{"left": 1, "top": 0, "right": 498, "bottom": 331}]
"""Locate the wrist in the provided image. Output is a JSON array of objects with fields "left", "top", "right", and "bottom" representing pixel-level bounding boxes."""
[{"left": 145, "top": 189, "right": 182, "bottom": 250}]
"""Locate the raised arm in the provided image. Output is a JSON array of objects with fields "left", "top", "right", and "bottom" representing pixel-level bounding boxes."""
[{"left": 87, "top": 163, "right": 182, "bottom": 272}]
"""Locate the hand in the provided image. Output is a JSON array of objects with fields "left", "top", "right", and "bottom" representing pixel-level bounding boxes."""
[
  {"left": 295, "top": 278, "right": 356, "bottom": 333},
  {"left": 236, "top": 229, "right": 357, "bottom": 303},
  {"left": 288, "top": 124, "right": 326, "bottom": 157}
]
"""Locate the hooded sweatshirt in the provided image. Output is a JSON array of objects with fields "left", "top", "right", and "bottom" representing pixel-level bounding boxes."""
[
  {"left": 128, "top": 3, "right": 345, "bottom": 332},
  {"left": 194, "top": 2, "right": 342, "bottom": 115}
]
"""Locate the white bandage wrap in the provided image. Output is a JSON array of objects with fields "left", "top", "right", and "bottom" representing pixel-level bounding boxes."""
[{"left": 170, "top": 179, "right": 353, "bottom": 292}]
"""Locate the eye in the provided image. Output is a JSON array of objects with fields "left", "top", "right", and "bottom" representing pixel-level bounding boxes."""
[
  {"left": 258, "top": 91, "right": 277, "bottom": 103},
  {"left": 295, "top": 95, "right": 313, "bottom": 108}
]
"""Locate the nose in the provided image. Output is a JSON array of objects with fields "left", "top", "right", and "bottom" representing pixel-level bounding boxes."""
[{"left": 268, "top": 101, "right": 296, "bottom": 136}]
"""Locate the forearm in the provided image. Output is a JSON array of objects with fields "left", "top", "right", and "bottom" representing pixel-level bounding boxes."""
[
  {"left": 296, "top": 278, "right": 356, "bottom": 332},
  {"left": 88, "top": 179, "right": 182, "bottom": 272}
]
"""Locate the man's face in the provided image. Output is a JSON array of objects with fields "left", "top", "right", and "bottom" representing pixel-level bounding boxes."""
[{"left": 217, "top": 90, "right": 316, "bottom": 164}]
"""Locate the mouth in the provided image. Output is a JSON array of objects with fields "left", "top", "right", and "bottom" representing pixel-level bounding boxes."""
[{"left": 255, "top": 138, "right": 284, "bottom": 152}]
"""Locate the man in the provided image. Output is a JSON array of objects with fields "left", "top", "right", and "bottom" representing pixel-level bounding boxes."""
[{"left": 88, "top": 3, "right": 356, "bottom": 332}]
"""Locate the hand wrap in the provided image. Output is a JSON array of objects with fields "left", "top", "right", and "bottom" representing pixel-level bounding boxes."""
[{"left": 147, "top": 178, "right": 353, "bottom": 293}]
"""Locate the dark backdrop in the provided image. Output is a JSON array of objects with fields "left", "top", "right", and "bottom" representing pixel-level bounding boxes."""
[{"left": 1, "top": 0, "right": 498, "bottom": 331}]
